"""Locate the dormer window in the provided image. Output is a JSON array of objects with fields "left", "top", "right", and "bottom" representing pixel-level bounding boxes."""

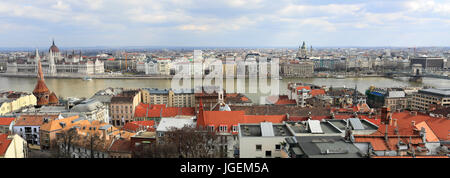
[
  {"left": 232, "top": 125, "right": 238, "bottom": 132},
  {"left": 219, "top": 125, "right": 228, "bottom": 132}
]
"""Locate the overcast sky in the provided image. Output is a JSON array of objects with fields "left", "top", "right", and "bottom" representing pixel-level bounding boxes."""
[{"left": 0, "top": 0, "right": 449, "bottom": 48}]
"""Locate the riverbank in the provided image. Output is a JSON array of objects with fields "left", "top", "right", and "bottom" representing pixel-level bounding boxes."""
[{"left": 0, "top": 72, "right": 386, "bottom": 80}]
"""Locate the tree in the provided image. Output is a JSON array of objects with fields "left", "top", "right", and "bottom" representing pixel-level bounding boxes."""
[
  {"left": 135, "top": 126, "right": 221, "bottom": 158},
  {"left": 164, "top": 126, "right": 221, "bottom": 158},
  {"left": 83, "top": 132, "right": 103, "bottom": 158},
  {"left": 55, "top": 128, "right": 79, "bottom": 158}
]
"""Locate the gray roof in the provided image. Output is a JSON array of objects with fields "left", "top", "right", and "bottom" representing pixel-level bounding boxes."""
[
  {"left": 419, "top": 88, "right": 450, "bottom": 97},
  {"left": 295, "top": 136, "right": 366, "bottom": 158},
  {"left": 239, "top": 123, "right": 293, "bottom": 137},
  {"left": 99, "top": 124, "right": 113, "bottom": 130},
  {"left": 71, "top": 99, "right": 104, "bottom": 112},
  {"left": 143, "top": 88, "right": 170, "bottom": 94},
  {"left": 172, "top": 88, "right": 194, "bottom": 94},
  {"left": 348, "top": 118, "right": 365, "bottom": 130}
]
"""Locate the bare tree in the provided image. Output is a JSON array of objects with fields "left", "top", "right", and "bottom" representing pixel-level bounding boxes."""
[
  {"left": 83, "top": 132, "right": 103, "bottom": 158},
  {"left": 164, "top": 126, "right": 221, "bottom": 158},
  {"left": 134, "top": 143, "right": 178, "bottom": 158},
  {"left": 134, "top": 126, "right": 221, "bottom": 158},
  {"left": 55, "top": 128, "right": 79, "bottom": 158}
]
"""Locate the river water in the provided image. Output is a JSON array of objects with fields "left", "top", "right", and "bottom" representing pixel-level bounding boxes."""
[{"left": 1, "top": 76, "right": 449, "bottom": 104}]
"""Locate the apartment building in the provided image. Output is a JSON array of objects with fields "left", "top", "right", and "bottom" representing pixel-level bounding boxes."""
[
  {"left": 411, "top": 88, "right": 450, "bottom": 111},
  {"left": 238, "top": 122, "right": 293, "bottom": 158},
  {"left": 110, "top": 90, "right": 141, "bottom": 127},
  {"left": 141, "top": 88, "right": 195, "bottom": 107},
  {"left": 13, "top": 114, "right": 60, "bottom": 145},
  {"left": 0, "top": 91, "right": 37, "bottom": 115}
]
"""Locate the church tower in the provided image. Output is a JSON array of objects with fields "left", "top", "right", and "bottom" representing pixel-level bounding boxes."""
[
  {"left": 33, "top": 53, "right": 51, "bottom": 107},
  {"left": 297, "top": 41, "right": 308, "bottom": 59},
  {"left": 49, "top": 39, "right": 61, "bottom": 62}
]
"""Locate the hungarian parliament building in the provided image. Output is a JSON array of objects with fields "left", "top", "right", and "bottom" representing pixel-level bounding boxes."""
[{"left": 7, "top": 40, "right": 104, "bottom": 75}]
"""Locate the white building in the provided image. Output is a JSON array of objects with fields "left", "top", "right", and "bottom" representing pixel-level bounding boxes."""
[
  {"left": 156, "top": 116, "right": 195, "bottom": 143},
  {"left": 238, "top": 122, "right": 293, "bottom": 158},
  {"left": 13, "top": 114, "right": 61, "bottom": 145},
  {"left": 156, "top": 58, "right": 171, "bottom": 75},
  {"left": 6, "top": 41, "right": 104, "bottom": 75}
]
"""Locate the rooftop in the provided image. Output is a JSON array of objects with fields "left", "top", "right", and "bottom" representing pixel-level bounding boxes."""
[
  {"left": 156, "top": 117, "right": 195, "bottom": 132},
  {"left": 0, "top": 117, "right": 15, "bottom": 126},
  {"left": 419, "top": 88, "right": 450, "bottom": 97},
  {"left": 239, "top": 122, "right": 293, "bottom": 137},
  {"left": 292, "top": 136, "right": 366, "bottom": 158},
  {"left": 0, "top": 134, "right": 12, "bottom": 156},
  {"left": 286, "top": 120, "right": 342, "bottom": 135}
]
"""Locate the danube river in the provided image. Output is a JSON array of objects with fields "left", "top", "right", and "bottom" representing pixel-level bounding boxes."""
[{"left": 1, "top": 76, "right": 449, "bottom": 104}]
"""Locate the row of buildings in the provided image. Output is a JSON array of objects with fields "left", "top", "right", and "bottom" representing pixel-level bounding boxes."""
[
  {"left": 6, "top": 41, "right": 104, "bottom": 75},
  {"left": 366, "top": 86, "right": 450, "bottom": 114}
]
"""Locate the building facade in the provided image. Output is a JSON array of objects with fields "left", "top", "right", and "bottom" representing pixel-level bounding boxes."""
[{"left": 411, "top": 88, "right": 450, "bottom": 111}]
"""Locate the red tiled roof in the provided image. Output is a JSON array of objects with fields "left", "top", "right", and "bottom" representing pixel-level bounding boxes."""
[
  {"left": 198, "top": 109, "right": 286, "bottom": 133},
  {"left": 310, "top": 89, "right": 325, "bottom": 97},
  {"left": 0, "top": 118, "right": 15, "bottom": 126},
  {"left": 415, "top": 121, "right": 440, "bottom": 142},
  {"left": 371, "top": 111, "right": 437, "bottom": 136},
  {"left": 296, "top": 86, "right": 311, "bottom": 91},
  {"left": 122, "top": 121, "right": 155, "bottom": 132},
  {"left": 49, "top": 92, "right": 59, "bottom": 104},
  {"left": 134, "top": 103, "right": 195, "bottom": 118},
  {"left": 14, "top": 115, "right": 59, "bottom": 126},
  {"left": 425, "top": 118, "right": 450, "bottom": 141},
  {"left": 354, "top": 136, "right": 423, "bottom": 151},
  {"left": 0, "top": 134, "right": 12, "bottom": 156},
  {"left": 109, "top": 139, "right": 131, "bottom": 153}
]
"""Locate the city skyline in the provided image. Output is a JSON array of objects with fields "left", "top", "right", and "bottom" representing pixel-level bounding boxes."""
[{"left": 1, "top": 0, "right": 450, "bottom": 47}]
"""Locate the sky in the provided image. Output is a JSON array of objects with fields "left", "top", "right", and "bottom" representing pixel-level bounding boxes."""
[{"left": 0, "top": 0, "right": 449, "bottom": 48}]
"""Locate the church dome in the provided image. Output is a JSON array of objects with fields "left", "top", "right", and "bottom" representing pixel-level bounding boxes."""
[{"left": 49, "top": 40, "right": 60, "bottom": 53}]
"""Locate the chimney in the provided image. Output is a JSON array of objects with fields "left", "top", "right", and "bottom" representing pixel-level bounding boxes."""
[
  {"left": 381, "top": 107, "right": 390, "bottom": 124},
  {"left": 393, "top": 119, "right": 398, "bottom": 127},
  {"left": 389, "top": 115, "right": 393, "bottom": 126},
  {"left": 411, "top": 121, "right": 415, "bottom": 127},
  {"left": 384, "top": 123, "right": 389, "bottom": 142}
]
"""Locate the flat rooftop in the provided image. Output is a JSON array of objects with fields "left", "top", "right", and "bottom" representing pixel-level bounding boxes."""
[
  {"left": 239, "top": 122, "right": 293, "bottom": 137},
  {"left": 327, "top": 119, "right": 378, "bottom": 131},
  {"left": 295, "top": 136, "right": 365, "bottom": 158},
  {"left": 286, "top": 121, "right": 342, "bottom": 135},
  {"left": 419, "top": 88, "right": 450, "bottom": 97}
]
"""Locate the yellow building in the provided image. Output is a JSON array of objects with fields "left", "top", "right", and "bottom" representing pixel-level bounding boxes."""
[
  {"left": 0, "top": 134, "right": 28, "bottom": 158},
  {"left": 0, "top": 92, "right": 37, "bottom": 115},
  {"left": 141, "top": 88, "right": 195, "bottom": 107}
]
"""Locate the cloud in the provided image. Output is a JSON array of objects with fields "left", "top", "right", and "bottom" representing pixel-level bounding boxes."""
[
  {"left": 0, "top": 0, "right": 449, "bottom": 47},
  {"left": 406, "top": 0, "right": 450, "bottom": 15},
  {"left": 52, "top": 1, "right": 71, "bottom": 11},
  {"left": 279, "top": 3, "right": 364, "bottom": 17}
]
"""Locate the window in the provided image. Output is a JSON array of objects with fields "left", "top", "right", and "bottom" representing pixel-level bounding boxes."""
[
  {"left": 219, "top": 126, "right": 228, "bottom": 132},
  {"left": 256, "top": 144, "right": 262, "bottom": 151},
  {"left": 208, "top": 126, "right": 214, "bottom": 132},
  {"left": 232, "top": 125, "right": 238, "bottom": 132},
  {"left": 275, "top": 144, "right": 281, "bottom": 150},
  {"left": 265, "top": 151, "right": 272, "bottom": 157}
]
